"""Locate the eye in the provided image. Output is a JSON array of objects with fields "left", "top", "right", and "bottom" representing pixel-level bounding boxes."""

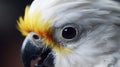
[
  {"left": 62, "top": 27, "right": 77, "bottom": 39},
  {"left": 53, "top": 23, "right": 82, "bottom": 44}
]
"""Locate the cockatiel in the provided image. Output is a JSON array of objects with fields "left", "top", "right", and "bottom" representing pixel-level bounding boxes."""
[{"left": 17, "top": 0, "right": 120, "bottom": 67}]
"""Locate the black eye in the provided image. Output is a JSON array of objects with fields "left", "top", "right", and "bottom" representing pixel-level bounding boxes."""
[{"left": 62, "top": 27, "right": 76, "bottom": 39}]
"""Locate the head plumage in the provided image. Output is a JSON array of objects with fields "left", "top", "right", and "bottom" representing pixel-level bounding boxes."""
[{"left": 17, "top": 6, "right": 71, "bottom": 56}]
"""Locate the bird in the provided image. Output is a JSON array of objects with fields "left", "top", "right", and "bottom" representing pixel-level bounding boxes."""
[{"left": 17, "top": 0, "right": 120, "bottom": 67}]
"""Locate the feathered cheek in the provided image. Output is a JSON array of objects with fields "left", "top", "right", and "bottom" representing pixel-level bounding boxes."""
[
  {"left": 38, "top": 28, "right": 55, "bottom": 47},
  {"left": 37, "top": 28, "right": 72, "bottom": 55}
]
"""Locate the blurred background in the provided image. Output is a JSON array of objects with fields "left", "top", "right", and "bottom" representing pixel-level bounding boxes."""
[
  {"left": 0, "top": 0, "right": 120, "bottom": 67},
  {"left": 0, "top": 0, "right": 33, "bottom": 67}
]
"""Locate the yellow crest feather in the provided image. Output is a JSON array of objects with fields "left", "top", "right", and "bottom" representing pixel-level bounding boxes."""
[{"left": 17, "top": 6, "right": 71, "bottom": 56}]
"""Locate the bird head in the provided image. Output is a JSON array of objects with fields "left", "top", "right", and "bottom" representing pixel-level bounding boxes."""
[{"left": 17, "top": 0, "right": 120, "bottom": 67}]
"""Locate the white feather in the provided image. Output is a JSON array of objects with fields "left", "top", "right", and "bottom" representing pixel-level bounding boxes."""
[{"left": 29, "top": 0, "right": 120, "bottom": 67}]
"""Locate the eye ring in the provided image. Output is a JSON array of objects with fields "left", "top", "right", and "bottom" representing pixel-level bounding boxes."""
[
  {"left": 61, "top": 24, "right": 79, "bottom": 40},
  {"left": 53, "top": 23, "right": 83, "bottom": 45}
]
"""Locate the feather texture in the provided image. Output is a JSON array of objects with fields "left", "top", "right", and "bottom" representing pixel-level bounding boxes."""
[{"left": 19, "top": 0, "right": 120, "bottom": 67}]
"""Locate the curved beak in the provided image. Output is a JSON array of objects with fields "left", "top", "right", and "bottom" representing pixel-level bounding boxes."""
[{"left": 21, "top": 33, "right": 54, "bottom": 67}]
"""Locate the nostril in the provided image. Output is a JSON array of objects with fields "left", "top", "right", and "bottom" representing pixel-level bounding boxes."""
[{"left": 33, "top": 34, "right": 39, "bottom": 40}]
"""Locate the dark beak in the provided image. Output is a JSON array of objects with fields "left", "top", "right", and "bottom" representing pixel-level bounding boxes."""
[{"left": 21, "top": 33, "right": 54, "bottom": 67}]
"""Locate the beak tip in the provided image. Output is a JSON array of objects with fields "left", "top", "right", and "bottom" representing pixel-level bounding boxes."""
[
  {"left": 21, "top": 37, "right": 39, "bottom": 67},
  {"left": 21, "top": 33, "right": 54, "bottom": 67}
]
